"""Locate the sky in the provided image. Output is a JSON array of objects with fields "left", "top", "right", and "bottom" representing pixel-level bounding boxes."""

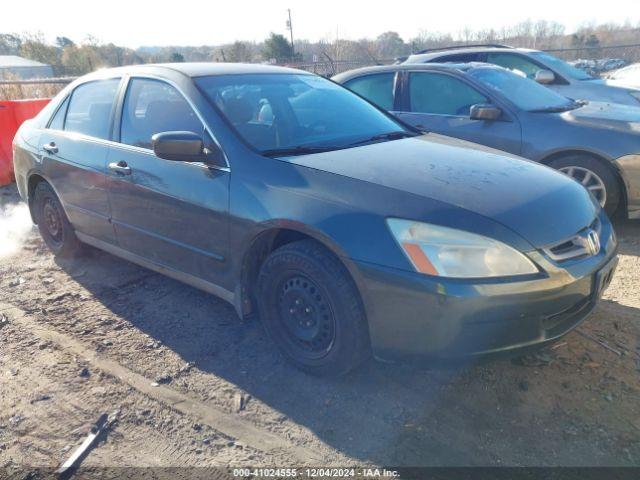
[{"left": 5, "top": 0, "right": 640, "bottom": 47}]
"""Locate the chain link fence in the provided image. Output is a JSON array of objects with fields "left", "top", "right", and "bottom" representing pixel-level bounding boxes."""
[
  {"left": 3, "top": 43, "right": 640, "bottom": 100},
  {"left": 0, "top": 76, "right": 73, "bottom": 100},
  {"left": 544, "top": 43, "right": 640, "bottom": 62}
]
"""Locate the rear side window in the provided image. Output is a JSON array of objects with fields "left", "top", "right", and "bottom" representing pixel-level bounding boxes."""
[
  {"left": 120, "top": 78, "right": 203, "bottom": 149},
  {"left": 408, "top": 72, "right": 487, "bottom": 116},
  {"left": 64, "top": 79, "right": 120, "bottom": 140},
  {"left": 435, "top": 53, "right": 483, "bottom": 63},
  {"left": 344, "top": 73, "right": 396, "bottom": 110}
]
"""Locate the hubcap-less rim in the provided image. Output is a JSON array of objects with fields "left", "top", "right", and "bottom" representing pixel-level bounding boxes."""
[
  {"left": 278, "top": 275, "right": 335, "bottom": 359},
  {"left": 559, "top": 166, "right": 607, "bottom": 207},
  {"left": 43, "top": 199, "right": 63, "bottom": 244}
]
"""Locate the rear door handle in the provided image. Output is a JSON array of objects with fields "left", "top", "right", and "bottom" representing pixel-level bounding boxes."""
[
  {"left": 42, "top": 142, "right": 58, "bottom": 154},
  {"left": 108, "top": 161, "right": 131, "bottom": 175}
]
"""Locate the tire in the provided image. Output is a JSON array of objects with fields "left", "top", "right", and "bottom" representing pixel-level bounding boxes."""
[
  {"left": 256, "top": 239, "right": 371, "bottom": 376},
  {"left": 32, "top": 182, "right": 83, "bottom": 257},
  {"left": 548, "top": 155, "right": 622, "bottom": 217}
]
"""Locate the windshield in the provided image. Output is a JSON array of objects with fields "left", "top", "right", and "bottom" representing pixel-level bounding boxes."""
[
  {"left": 195, "top": 74, "right": 413, "bottom": 156},
  {"left": 469, "top": 67, "right": 577, "bottom": 112},
  {"left": 530, "top": 51, "right": 594, "bottom": 81}
]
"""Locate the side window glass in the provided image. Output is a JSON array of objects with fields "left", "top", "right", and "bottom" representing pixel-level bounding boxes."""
[
  {"left": 409, "top": 72, "right": 487, "bottom": 116},
  {"left": 48, "top": 96, "right": 70, "bottom": 130},
  {"left": 344, "top": 73, "right": 395, "bottom": 110},
  {"left": 486, "top": 53, "right": 542, "bottom": 79},
  {"left": 120, "top": 78, "right": 203, "bottom": 149},
  {"left": 437, "top": 53, "right": 481, "bottom": 63},
  {"left": 64, "top": 79, "right": 120, "bottom": 140}
]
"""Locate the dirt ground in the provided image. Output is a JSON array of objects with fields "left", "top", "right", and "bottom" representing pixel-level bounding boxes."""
[{"left": 1, "top": 182, "right": 639, "bottom": 472}]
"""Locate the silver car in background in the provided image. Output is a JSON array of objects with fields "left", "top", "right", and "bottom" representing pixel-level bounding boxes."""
[{"left": 403, "top": 44, "right": 640, "bottom": 107}]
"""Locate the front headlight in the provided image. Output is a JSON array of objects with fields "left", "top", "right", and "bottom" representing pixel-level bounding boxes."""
[
  {"left": 387, "top": 219, "right": 538, "bottom": 278},
  {"left": 629, "top": 91, "right": 640, "bottom": 104}
]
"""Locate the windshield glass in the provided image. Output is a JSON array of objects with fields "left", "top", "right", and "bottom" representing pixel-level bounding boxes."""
[
  {"left": 469, "top": 67, "right": 576, "bottom": 111},
  {"left": 530, "top": 51, "right": 594, "bottom": 80},
  {"left": 195, "top": 74, "right": 412, "bottom": 156}
]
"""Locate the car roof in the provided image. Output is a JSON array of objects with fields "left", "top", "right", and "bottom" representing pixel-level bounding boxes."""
[
  {"left": 332, "top": 62, "right": 497, "bottom": 82},
  {"left": 404, "top": 46, "right": 538, "bottom": 64},
  {"left": 79, "top": 62, "right": 308, "bottom": 81}
]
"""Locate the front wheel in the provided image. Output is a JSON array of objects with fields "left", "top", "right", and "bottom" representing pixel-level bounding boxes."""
[
  {"left": 256, "top": 239, "right": 370, "bottom": 376},
  {"left": 548, "top": 155, "right": 621, "bottom": 216}
]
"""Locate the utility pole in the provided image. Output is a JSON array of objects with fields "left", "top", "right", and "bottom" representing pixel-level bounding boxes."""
[{"left": 286, "top": 9, "right": 295, "bottom": 59}]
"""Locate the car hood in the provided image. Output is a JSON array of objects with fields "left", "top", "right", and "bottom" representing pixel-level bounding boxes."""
[
  {"left": 568, "top": 79, "right": 640, "bottom": 106},
  {"left": 286, "top": 133, "right": 598, "bottom": 249},
  {"left": 589, "top": 78, "right": 640, "bottom": 89},
  {"left": 561, "top": 101, "right": 640, "bottom": 133},
  {"left": 604, "top": 78, "right": 640, "bottom": 90}
]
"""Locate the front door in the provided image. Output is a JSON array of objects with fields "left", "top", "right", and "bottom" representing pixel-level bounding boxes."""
[
  {"left": 106, "top": 77, "right": 230, "bottom": 288},
  {"left": 395, "top": 71, "right": 522, "bottom": 155}
]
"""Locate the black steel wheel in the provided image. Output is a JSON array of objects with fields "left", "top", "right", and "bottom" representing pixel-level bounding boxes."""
[
  {"left": 278, "top": 274, "right": 336, "bottom": 359},
  {"left": 257, "top": 239, "right": 370, "bottom": 376},
  {"left": 33, "top": 181, "right": 83, "bottom": 257}
]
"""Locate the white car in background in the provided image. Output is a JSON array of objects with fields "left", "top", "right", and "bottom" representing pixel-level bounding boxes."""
[{"left": 606, "top": 63, "right": 640, "bottom": 89}]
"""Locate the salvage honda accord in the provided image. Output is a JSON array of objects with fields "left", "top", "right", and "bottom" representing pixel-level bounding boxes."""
[{"left": 13, "top": 63, "right": 618, "bottom": 375}]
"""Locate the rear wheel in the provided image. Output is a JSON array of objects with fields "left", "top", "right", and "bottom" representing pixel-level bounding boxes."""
[
  {"left": 256, "top": 239, "right": 370, "bottom": 376},
  {"left": 33, "top": 182, "right": 83, "bottom": 257},
  {"left": 548, "top": 155, "right": 621, "bottom": 216}
]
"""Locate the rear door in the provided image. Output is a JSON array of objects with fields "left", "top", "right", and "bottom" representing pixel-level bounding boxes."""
[
  {"left": 38, "top": 78, "right": 121, "bottom": 244},
  {"left": 106, "top": 76, "right": 230, "bottom": 288},
  {"left": 395, "top": 71, "right": 522, "bottom": 154}
]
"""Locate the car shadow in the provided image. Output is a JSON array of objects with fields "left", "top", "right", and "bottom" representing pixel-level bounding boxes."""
[
  {"left": 612, "top": 218, "right": 640, "bottom": 257},
  {"left": 52, "top": 244, "right": 640, "bottom": 466}
]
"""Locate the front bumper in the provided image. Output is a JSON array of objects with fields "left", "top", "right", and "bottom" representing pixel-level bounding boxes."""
[{"left": 353, "top": 220, "right": 618, "bottom": 361}]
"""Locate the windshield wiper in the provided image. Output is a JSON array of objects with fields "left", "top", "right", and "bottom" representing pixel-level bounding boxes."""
[
  {"left": 261, "top": 145, "right": 342, "bottom": 157},
  {"left": 529, "top": 101, "right": 583, "bottom": 113},
  {"left": 347, "top": 131, "right": 417, "bottom": 147},
  {"left": 261, "top": 131, "right": 417, "bottom": 157}
]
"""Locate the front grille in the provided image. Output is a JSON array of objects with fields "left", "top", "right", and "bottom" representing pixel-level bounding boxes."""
[{"left": 544, "top": 218, "right": 601, "bottom": 262}]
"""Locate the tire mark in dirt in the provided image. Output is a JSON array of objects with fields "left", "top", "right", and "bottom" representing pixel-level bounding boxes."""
[{"left": 0, "top": 302, "right": 324, "bottom": 464}]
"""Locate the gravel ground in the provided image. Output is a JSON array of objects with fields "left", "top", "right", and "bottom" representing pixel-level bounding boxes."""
[{"left": 1, "top": 183, "right": 639, "bottom": 471}]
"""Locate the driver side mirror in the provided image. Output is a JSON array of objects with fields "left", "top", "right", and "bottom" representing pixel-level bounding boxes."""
[
  {"left": 534, "top": 69, "right": 555, "bottom": 85},
  {"left": 152, "top": 131, "right": 224, "bottom": 167},
  {"left": 470, "top": 104, "right": 502, "bottom": 121}
]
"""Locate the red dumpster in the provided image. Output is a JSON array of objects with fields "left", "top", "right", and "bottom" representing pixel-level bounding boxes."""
[{"left": 0, "top": 98, "right": 50, "bottom": 186}]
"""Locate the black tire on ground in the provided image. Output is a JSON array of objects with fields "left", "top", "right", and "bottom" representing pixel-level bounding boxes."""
[
  {"left": 256, "top": 239, "right": 371, "bottom": 376},
  {"left": 547, "top": 155, "right": 622, "bottom": 217},
  {"left": 32, "top": 181, "right": 83, "bottom": 257}
]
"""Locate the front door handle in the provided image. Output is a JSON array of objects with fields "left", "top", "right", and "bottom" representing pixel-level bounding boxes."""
[
  {"left": 42, "top": 142, "right": 58, "bottom": 154},
  {"left": 108, "top": 161, "right": 131, "bottom": 175}
]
